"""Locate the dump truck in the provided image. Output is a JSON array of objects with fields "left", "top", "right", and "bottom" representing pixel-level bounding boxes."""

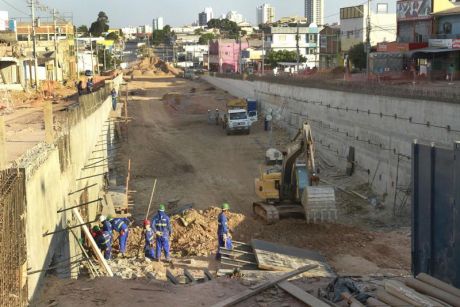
[
  {"left": 253, "top": 122, "right": 337, "bottom": 224},
  {"left": 221, "top": 99, "right": 251, "bottom": 135}
]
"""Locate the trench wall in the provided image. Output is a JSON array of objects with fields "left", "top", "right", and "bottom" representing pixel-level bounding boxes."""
[
  {"left": 19, "top": 75, "right": 123, "bottom": 302},
  {"left": 203, "top": 76, "right": 460, "bottom": 205}
]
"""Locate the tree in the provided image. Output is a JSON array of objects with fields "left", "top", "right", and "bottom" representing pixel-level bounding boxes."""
[
  {"left": 207, "top": 18, "right": 241, "bottom": 39},
  {"left": 89, "top": 11, "right": 109, "bottom": 37},
  {"left": 151, "top": 25, "right": 175, "bottom": 45},
  {"left": 348, "top": 42, "right": 367, "bottom": 70},
  {"left": 106, "top": 31, "right": 119, "bottom": 42},
  {"left": 194, "top": 28, "right": 204, "bottom": 35},
  {"left": 266, "top": 50, "right": 306, "bottom": 67},
  {"left": 198, "top": 33, "right": 216, "bottom": 44},
  {"left": 77, "top": 25, "right": 88, "bottom": 35}
]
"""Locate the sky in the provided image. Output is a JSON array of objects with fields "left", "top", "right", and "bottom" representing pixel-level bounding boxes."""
[{"left": 4, "top": 0, "right": 395, "bottom": 28}]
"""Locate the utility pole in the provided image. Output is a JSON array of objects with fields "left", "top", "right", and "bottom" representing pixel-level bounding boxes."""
[
  {"left": 53, "top": 9, "right": 58, "bottom": 82},
  {"left": 89, "top": 33, "right": 94, "bottom": 74},
  {"left": 29, "top": 0, "right": 39, "bottom": 90},
  {"left": 75, "top": 32, "right": 80, "bottom": 78},
  {"left": 261, "top": 30, "right": 265, "bottom": 75},
  {"left": 296, "top": 22, "right": 300, "bottom": 73},
  {"left": 366, "top": 0, "right": 371, "bottom": 79},
  {"left": 103, "top": 48, "right": 106, "bottom": 71}
]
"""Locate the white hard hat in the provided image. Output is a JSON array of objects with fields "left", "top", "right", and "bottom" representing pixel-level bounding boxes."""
[{"left": 99, "top": 215, "right": 106, "bottom": 222}]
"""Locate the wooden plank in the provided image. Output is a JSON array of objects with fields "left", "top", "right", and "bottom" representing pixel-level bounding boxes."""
[
  {"left": 210, "top": 264, "right": 318, "bottom": 307},
  {"left": 416, "top": 273, "right": 460, "bottom": 298},
  {"left": 277, "top": 281, "right": 330, "bottom": 307},
  {"left": 376, "top": 289, "right": 411, "bottom": 307},
  {"left": 366, "top": 297, "right": 390, "bottom": 307},
  {"left": 405, "top": 278, "right": 460, "bottom": 307},
  {"left": 385, "top": 280, "right": 441, "bottom": 307},
  {"left": 72, "top": 208, "right": 113, "bottom": 276},
  {"left": 341, "top": 292, "right": 365, "bottom": 307}
]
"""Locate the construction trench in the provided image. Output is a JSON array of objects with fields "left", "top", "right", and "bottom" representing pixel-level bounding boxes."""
[{"left": 1, "top": 58, "right": 459, "bottom": 306}]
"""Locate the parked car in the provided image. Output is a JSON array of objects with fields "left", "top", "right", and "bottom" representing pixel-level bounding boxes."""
[{"left": 84, "top": 70, "right": 93, "bottom": 77}]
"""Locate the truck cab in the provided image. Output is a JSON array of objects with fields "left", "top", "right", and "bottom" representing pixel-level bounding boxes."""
[{"left": 226, "top": 109, "right": 251, "bottom": 135}]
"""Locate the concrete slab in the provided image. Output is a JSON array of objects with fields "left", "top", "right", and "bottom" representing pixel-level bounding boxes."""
[{"left": 251, "top": 239, "right": 334, "bottom": 277}]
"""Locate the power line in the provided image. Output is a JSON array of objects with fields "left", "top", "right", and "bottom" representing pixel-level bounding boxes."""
[{"left": 0, "top": 0, "right": 28, "bottom": 15}]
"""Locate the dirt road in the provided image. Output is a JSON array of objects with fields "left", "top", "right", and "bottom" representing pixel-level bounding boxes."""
[{"left": 118, "top": 76, "right": 263, "bottom": 219}]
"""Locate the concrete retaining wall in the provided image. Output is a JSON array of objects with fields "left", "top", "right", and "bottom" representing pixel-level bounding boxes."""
[
  {"left": 20, "top": 75, "right": 123, "bottom": 302},
  {"left": 203, "top": 76, "right": 460, "bottom": 203}
]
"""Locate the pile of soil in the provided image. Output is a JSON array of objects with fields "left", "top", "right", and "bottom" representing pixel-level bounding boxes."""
[
  {"left": 120, "top": 207, "right": 245, "bottom": 258},
  {"left": 170, "top": 207, "right": 246, "bottom": 256}
]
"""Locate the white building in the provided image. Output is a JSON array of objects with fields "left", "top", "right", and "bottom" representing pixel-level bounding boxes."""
[
  {"left": 257, "top": 4, "right": 275, "bottom": 25},
  {"left": 137, "top": 24, "right": 153, "bottom": 34},
  {"left": 340, "top": 2, "right": 396, "bottom": 52},
  {"left": 204, "top": 7, "right": 213, "bottom": 21},
  {"left": 226, "top": 11, "right": 244, "bottom": 23},
  {"left": 265, "top": 23, "right": 320, "bottom": 68},
  {"left": 305, "top": 0, "right": 324, "bottom": 25},
  {"left": 153, "top": 17, "right": 164, "bottom": 30},
  {"left": 121, "top": 26, "right": 137, "bottom": 38}
]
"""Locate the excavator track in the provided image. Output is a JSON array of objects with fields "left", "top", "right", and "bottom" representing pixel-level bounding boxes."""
[{"left": 252, "top": 202, "right": 279, "bottom": 224}]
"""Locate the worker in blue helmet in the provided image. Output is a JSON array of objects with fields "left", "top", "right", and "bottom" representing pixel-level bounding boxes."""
[
  {"left": 216, "top": 203, "right": 233, "bottom": 260},
  {"left": 151, "top": 204, "right": 172, "bottom": 262}
]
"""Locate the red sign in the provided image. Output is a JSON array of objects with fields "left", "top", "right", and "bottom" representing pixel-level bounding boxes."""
[{"left": 453, "top": 39, "right": 460, "bottom": 49}]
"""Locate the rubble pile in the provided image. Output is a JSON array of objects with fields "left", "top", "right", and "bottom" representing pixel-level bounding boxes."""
[
  {"left": 129, "top": 57, "right": 182, "bottom": 77},
  {"left": 170, "top": 207, "right": 246, "bottom": 257}
]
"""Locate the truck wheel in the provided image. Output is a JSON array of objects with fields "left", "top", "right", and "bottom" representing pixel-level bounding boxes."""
[
  {"left": 246, "top": 129, "right": 250, "bottom": 135},
  {"left": 226, "top": 130, "right": 231, "bottom": 135}
]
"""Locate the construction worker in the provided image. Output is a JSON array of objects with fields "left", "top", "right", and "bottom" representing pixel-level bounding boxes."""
[
  {"left": 110, "top": 217, "right": 130, "bottom": 257},
  {"left": 151, "top": 204, "right": 172, "bottom": 262},
  {"left": 99, "top": 215, "right": 113, "bottom": 233},
  {"left": 143, "top": 220, "right": 155, "bottom": 259},
  {"left": 92, "top": 226, "right": 112, "bottom": 260},
  {"left": 216, "top": 203, "right": 233, "bottom": 260}
]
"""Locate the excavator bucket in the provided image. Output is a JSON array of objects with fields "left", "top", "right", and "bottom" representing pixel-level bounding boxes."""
[{"left": 301, "top": 186, "right": 337, "bottom": 223}]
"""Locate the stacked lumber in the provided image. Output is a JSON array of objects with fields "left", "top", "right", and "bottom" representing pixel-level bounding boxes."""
[{"left": 372, "top": 273, "right": 460, "bottom": 307}]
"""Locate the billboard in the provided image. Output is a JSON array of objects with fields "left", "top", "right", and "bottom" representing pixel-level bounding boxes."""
[{"left": 397, "top": 0, "right": 432, "bottom": 21}]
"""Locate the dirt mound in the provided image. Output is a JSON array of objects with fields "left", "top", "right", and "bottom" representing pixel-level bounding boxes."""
[
  {"left": 170, "top": 207, "right": 246, "bottom": 256},
  {"left": 120, "top": 207, "right": 245, "bottom": 258}
]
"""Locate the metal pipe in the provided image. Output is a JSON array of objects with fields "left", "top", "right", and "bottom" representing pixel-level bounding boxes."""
[
  {"left": 68, "top": 183, "right": 98, "bottom": 195},
  {"left": 57, "top": 198, "right": 102, "bottom": 213},
  {"left": 43, "top": 219, "right": 98, "bottom": 236},
  {"left": 76, "top": 172, "right": 106, "bottom": 181}
]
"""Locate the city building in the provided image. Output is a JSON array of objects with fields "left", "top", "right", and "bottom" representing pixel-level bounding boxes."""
[
  {"left": 137, "top": 24, "right": 153, "bottom": 34},
  {"left": 153, "top": 17, "right": 164, "bottom": 30},
  {"left": 257, "top": 3, "right": 275, "bottom": 25},
  {"left": 199, "top": 12, "right": 208, "bottom": 26},
  {"left": 319, "top": 25, "right": 341, "bottom": 69},
  {"left": 340, "top": 2, "right": 396, "bottom": 52},
  {"left": 305, "top": 0, "right": 324, "bottom": 25},
  {"left": 121, "top": 26, "right": 137, "bottom": 39},
  {"left": 397, "top": 0, "right": 432, "bottom": 43},
  {"left": 226, "top": 11, "right": 244, "bottom": 24},
  {"left": 208, "top": 39, "right": 249, "bottom": 73},
  {"left": 263, "top": 22, "right": 320, "bottom": 68},
  {"left": 204, "top": 7, "right": 214, "bottom": 21}
]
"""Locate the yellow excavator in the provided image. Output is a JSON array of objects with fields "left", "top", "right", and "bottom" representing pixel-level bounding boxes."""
[{"left": 253, "top": 122, "right": 337, "bottom": 224}]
